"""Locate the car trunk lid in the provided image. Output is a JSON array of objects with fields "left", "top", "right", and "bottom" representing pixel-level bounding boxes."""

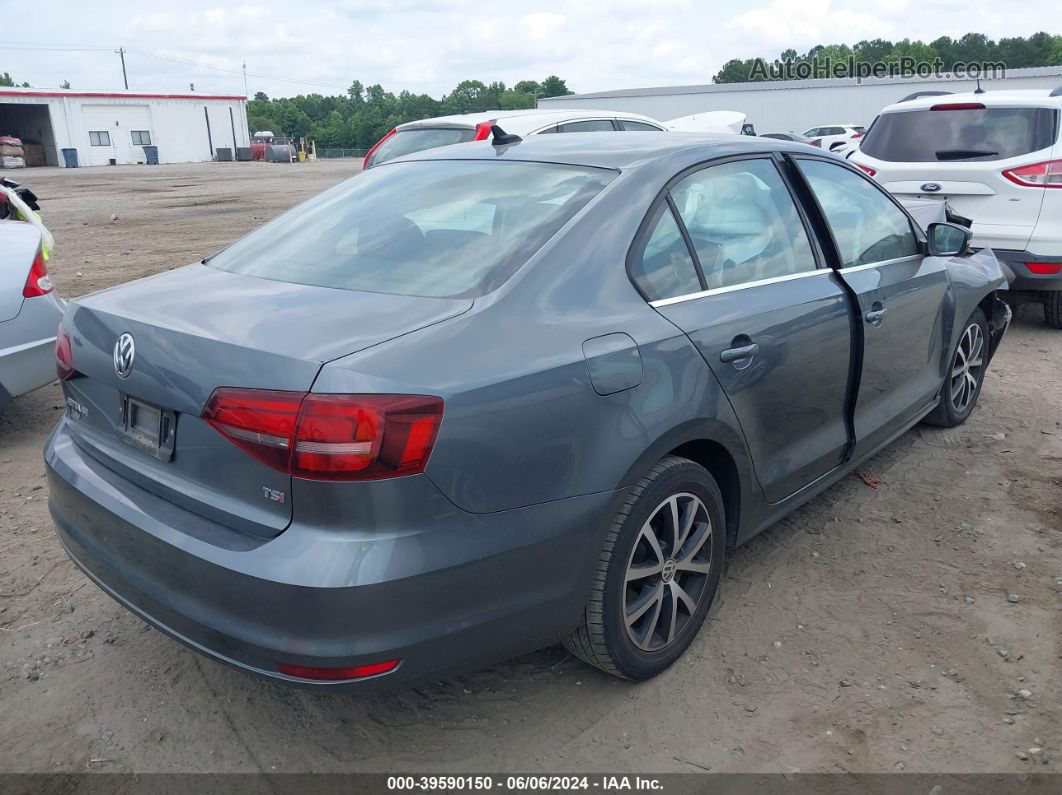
[{"left": 61, "top": 264, "right": 471, "bottom": 539}]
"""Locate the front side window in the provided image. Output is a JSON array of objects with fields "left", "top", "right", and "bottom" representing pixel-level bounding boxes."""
[
  {"left": 669, "top": 159, "right": 818, "bottom": 289},
  {"left": 209, "top": 160, "right": 615, "bottom": 299},
  {"left": 629, "top": 203, "right": 701, "bottom": 301},
  {"left": 557, "top": 119, "right": 616, "bottom": 133},
  {"left": 131, "top": 130, "right": 151, "bottom": 145},
  {"left": 796, "top": 159, "right": 919, "bottom": 268},
  {"left": 89, "top": 131, "right": 111, "bottom": 146}
]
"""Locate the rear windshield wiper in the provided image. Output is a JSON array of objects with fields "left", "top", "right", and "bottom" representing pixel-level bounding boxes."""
[{"left": 935, "top": 149, "right": 999, "bottom": 161}]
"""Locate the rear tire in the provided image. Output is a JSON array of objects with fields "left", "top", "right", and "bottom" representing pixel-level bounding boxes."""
[
  {"left": 564, "top": 456, "right": 725, "bottom": 680},
  {"left": 1045, "top": 291, "right": 1062, "bottom": 329},
  {"left": 923, "top": 307, "right": 989, "bottom": 427}
]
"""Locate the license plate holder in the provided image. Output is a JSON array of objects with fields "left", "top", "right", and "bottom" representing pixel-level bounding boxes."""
[{"left": 121, "top": 395, "right": 177, "bottom": 461}]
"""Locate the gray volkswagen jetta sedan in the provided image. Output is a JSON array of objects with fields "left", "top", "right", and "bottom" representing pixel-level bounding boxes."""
[{"left": 45, "top": 132, "right": 1010, "bottom": 688}]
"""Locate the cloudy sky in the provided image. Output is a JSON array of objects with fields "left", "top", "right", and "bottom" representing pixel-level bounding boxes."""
[{"left": 3, "top": 0, "right": 1058, "bottom": 98}]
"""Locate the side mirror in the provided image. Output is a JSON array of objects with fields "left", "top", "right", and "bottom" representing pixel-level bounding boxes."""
[{"left": 927, "top": 222, "right": 971, "bottom": 257}]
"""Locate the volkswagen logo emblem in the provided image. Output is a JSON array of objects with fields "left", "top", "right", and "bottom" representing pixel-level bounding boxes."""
[
  {"left": 920, "top": 182, "right": 942, "bottom": 193},
  {"left": 113, "top": 333, "right": 135, "bottom": 379}
]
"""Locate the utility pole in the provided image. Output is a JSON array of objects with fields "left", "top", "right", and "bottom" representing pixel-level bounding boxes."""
[
  {"left": 242, "top": 60, "right": 248, "bottom": 99},
  {"left": 115, "top": 46, "right": 128, "bottom": 89}
]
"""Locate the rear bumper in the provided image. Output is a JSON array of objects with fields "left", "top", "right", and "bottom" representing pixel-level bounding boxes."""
[
  {"left": 992, "top": 250, "right": 1062, "bottom": 292},
  {"left": 45, "top": 419, "right": 614, "bottom": 690}
]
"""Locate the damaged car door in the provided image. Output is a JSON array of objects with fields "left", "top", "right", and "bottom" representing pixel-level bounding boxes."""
[{"left": 792, "top": 156, "right": 952, "bottom": 457}]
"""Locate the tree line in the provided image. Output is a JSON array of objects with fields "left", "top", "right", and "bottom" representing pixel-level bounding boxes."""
[
  {"left": 246, "top": 76, "right": 574, "bottom": 148},
  {"left": 713, "top": 31, "right": 1062, "bottom": 83}
]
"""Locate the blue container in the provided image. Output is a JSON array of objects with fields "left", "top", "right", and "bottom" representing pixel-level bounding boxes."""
[
  {"left": 143, "top": 145, "right": 159, "bottom": 165},
  {"left": 61, "top": 148, "right": 78, "bottom": 168}
]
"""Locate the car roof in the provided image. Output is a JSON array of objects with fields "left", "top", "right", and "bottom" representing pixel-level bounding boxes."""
[
  {"left": 383, "top": 130, "right": 827, "bottom": 172},
  {"left": 397, "top": 108, "right": 662, "bottom": 132},
  {"left": 882, "top": 89, "right": 1062, "bottom": 113}
]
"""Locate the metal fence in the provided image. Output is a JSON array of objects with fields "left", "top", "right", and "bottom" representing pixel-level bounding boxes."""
[{"left": 316, "top": 148, "right": 370, "bottom": 159}]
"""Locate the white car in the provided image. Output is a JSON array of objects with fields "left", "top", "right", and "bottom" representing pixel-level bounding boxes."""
[
  {"left": 0, "top": 221, "right": 65, "bottom": 414},
  {"left": 363, "top": 109, "right": 666, "bottom": 169},
  {"left": 664, "top": 110, "right": 749, "bottom": 135},
  {"left": 852, "top": 89, "right": 1062, "bottom": 328},
  {"left": 802, "top": 123, "right": 866, "bottom": 152}
]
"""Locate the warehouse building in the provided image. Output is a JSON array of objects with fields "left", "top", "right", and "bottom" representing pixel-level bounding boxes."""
[
  {"left": 0, "top": 88, "right": 250, "bottom": 167},
  {"left": 537, "top": 66, "right": 1062, "bottom": 132}
]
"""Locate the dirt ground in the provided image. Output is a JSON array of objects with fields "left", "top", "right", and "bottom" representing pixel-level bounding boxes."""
[{"left": 0, "top": 161, "right": 1058, "bottom": 774}]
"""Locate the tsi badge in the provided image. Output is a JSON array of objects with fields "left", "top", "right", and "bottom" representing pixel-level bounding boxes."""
[
  {"left": 113, "top": 332, "right": 135, "bottom": 378},
  {"left": 920, "top": 182, "right": 942, "bottom": 193},
  {"left": 262, "top": 486, "right": 286, "bottom": 504}
]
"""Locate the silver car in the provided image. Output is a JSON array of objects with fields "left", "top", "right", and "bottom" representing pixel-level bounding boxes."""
[{"left": 1, "top": 221, "right": 64, "bottom": 414}]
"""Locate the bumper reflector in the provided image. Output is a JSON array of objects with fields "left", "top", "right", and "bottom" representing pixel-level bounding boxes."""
[
  {"left": 277, "top": 659, "right": 401, "bottom": 681},
  {"left": 1025, "top": 262, "right": 1062, "bottom": 275}
]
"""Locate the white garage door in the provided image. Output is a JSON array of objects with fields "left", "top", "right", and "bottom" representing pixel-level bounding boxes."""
[{"left": 81, "top": 104, "right": 154, "bottom": 166}]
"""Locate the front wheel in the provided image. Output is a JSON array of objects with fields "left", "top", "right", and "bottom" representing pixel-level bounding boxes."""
[
  {"left": 923, "top": 307, "right": 989, "bottom": 427},
  {"left": 564, "top": 456, "right": 725, "bottom": 680}
]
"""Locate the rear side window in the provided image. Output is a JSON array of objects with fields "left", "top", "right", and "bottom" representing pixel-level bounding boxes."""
[
  {"left": 629, "top": 204, "right": 701, "bottom": 301},
  {"left": 670, "top": 159, "right": 818, "bottom": 289},
  {"left": 365, "top": 128, "right": 476, "bottom": 168},
  {"left": 797, "top": 159, "right": 919, "bottom": 268},
  {"left": 618, "top": 120, "right": 663, "bottom": 132},
  {"left": 557, "top": 119, "right": 616, "bottom": 133},
  {"left": 208, "top": 160, "right": 615, "bottom": 299},
  {"left": 860, "top": 107, "right": 1059, "bottom": 162}
]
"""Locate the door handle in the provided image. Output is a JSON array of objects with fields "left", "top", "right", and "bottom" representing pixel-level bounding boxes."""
[
  {"left": 720, "top": 343, "right": 760, "bottom": 363},
  {"left": 864, "top": 307, "right": 887, "bottom": 324}
]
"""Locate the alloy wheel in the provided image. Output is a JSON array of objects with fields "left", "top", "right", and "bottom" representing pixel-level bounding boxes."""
[
  {"left": 623, "top": 492, "right": 713, "bottom": 652},
  {"left": 950, "top": 322, "right": 984, "bottom": 413}
]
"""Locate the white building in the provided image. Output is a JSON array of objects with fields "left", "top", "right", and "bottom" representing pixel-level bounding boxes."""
[
  {"left": 0, "top": 87, "right": 250, "bottom": 167},
  {"left": 538, "top": 66, "right": 1062, "bottom": 133}
]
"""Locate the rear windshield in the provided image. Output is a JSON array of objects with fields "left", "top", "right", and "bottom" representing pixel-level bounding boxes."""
[
  {"left": 208, "top": 160, "right": 615, "bottom": 298},
  {"left": 860, "top": 107, "right": 1059, "bottom": 162},
  {"left": 365, "top": 127, "right": 476, "bottom": 168}
]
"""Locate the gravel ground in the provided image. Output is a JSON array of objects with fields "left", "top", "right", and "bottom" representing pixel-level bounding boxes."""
[{"left": 0, "top": 161, "right": 1059, "bottom": 774}]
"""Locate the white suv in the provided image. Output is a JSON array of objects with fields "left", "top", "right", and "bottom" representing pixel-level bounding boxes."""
[
  {"left": 853, "top": 89, "right": 1062, "bottom": 327},
  {"left": 363, "top": 109, "right": 665, "bottom": 169},
  {"left": 802, "top": 124, "right": 865, "bottom": 151}
]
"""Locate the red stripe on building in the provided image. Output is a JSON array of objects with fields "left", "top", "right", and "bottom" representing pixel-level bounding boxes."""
[{"left": 0, "top": 90, "right": 246, "bottom": 101}]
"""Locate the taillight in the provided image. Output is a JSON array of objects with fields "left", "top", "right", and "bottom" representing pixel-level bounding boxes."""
[
  {"left": 202, "top": 388, "right": 443, "bottom": 480},
  {"left": 850, "top": 132, "right": 862, "bottom": 139},
  {"left": 1003, "top": 160, "right": 1062, "bottom": 188},
  {"left": 473, "top": 121, "right": 495, "bottom": 140},
  {"left": 23, "top": 247, "right": 53, "bottom": 298},
  {"left": 855, "top": 163, "right": 876, "bottom": 177},
  {"left": 362, "top": 128, "right": 396, "bottom": 169},
  {"left": 931, "top": 102, "right": 985, "bottom": 111},
  {"left": 277, "top": 659, "right": 400, "bottom": 681},
  {"left": 55, "top": 325, "right": 76, "bottom": 380},
  {"left": 1026, "top": 262, "right": 1062, "bottom": 275}
]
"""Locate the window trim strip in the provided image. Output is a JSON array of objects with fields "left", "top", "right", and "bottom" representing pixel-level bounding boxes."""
[
  {"left": 649, "top": 267, "right": 831, "bottom": 308},
  {"left": 837, "top": 254, "right": 922, "bottom": 274}
]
